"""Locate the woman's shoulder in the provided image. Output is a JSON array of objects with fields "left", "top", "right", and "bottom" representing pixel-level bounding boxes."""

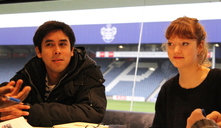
[
  {"left": 164, "top": 74, "right": 179, "bottom": 84},
  {"left": 205, "top": 68, "right": 221, "bottom": 82},
  {"left": 161, "top": 74, "right": 179, "bottom": 89},
  {"left": 209, "top": 68, "right": 221, "bottom": 75}
]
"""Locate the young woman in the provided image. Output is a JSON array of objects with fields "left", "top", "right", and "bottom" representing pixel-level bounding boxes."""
[{"left": 151, "top": 16, "right": 221, "bottom": 128}]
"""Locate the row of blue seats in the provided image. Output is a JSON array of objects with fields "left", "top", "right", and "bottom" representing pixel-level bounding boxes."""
[{"left": 0, "top": 58, "right": 175, "bottom": 100}]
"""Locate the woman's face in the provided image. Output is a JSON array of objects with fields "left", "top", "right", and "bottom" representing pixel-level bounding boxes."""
[{"left": 167, "top": 36, "right": 202, "bottom": 69}]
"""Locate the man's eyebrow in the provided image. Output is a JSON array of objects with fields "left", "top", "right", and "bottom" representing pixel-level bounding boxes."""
[
  {"left": 60, "top": 39, "right": 68, "bottom": 42},
  {"left": 44, "top": 39, "right": 68, "bottom": 43},
  {"left": 45, "top": 39, "right": 53, "bottom": 43},
  {"left": 45, "top": 39, "right": 68, "bottom": 43}
]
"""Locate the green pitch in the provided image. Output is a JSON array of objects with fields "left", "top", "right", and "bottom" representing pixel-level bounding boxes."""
[{"left": 107, "top": 99, "right": 155, "bottom": 113}]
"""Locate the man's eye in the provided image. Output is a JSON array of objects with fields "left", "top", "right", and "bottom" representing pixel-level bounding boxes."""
[
  {"left": 182, "top": 42, "right": 189, "bottom": 46},
  {"left": 60, "top": 43, "right": 67, "bottom": 46},
  {"left": 46, "top": 43, "right": 52, "bottom": 46}
]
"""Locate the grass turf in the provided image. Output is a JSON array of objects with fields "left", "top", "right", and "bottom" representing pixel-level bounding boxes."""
[{"left": 107, "top": 99, "right": 155, "bottom": 113}]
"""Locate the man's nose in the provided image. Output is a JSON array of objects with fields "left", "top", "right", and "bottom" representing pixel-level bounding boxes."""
[{"left": 54, "top": 46, "right": 61, "bottom": 54}]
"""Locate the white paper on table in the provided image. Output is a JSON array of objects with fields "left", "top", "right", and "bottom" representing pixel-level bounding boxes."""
[{"left": 0, "top": 116, "right": 33, "bottom": 128}]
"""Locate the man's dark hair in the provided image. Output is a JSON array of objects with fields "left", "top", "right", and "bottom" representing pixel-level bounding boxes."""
[{"left": 33, "top": 21, "right": 76, "bottom": 52}]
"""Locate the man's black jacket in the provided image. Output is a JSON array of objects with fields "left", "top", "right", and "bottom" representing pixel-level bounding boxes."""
[{"left": 1, "top": 47, "right": 107, "bottom": 127}]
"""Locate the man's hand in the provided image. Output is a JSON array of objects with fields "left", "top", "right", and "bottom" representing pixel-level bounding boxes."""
[
  {"left": 0, "top": 103, "right": 30, "bottom": 121},
  {"left": 207, "top": 111, "right": 221, "bottom": 128},
  {"left": 0, "top": 79, "right": 31, "bottom": 108},
  {"left": 0, "top": 86, "right": 14, "bottom": 95},
  {"left": 186, "top": 109, "right": 206, "bottom": 128}
]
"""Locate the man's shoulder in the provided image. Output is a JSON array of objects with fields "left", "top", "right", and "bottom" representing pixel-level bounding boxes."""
[
  {"left": 83, "top": 65, "right": 105, "bottom": 83},
  {"left": 74, "top": 47, "right": 86, "bottom": 53}
]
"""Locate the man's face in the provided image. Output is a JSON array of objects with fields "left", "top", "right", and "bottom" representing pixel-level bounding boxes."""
[{"left": 35, "top": 30, "right": 74, "bottom": 76}]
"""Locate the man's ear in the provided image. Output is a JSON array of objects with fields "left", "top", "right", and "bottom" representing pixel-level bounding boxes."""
[
  {"left": 35, "top": 47, "right": 42, "bottom": 58},
  {"left": 71, "top": 47, "right": 74, "bottom": 56}
]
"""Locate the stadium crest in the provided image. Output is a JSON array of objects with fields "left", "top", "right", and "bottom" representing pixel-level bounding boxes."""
[{"left": 100, "top": 24, "right": 117, "bottom": 43}]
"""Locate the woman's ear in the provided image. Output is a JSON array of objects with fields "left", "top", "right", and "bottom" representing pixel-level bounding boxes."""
[
  {"left": 197, "top": 41, "right": 204, "bottom": 55},
  {"left": 35, "top": 47, "right": 42, "bottom": 58}
]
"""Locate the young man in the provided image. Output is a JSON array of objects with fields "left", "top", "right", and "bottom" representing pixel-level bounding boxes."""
[{"left": 0, "top": 21, "right": 107, "bottom": 127}]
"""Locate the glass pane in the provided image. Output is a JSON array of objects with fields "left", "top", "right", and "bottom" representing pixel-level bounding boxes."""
[{"left": 0, "top": 0, "right": 221, "bottom": 115}]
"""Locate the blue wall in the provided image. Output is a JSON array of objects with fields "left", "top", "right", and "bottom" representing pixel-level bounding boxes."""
[{"left": 0, "top": 19, "right": 221, "bottom": 45}]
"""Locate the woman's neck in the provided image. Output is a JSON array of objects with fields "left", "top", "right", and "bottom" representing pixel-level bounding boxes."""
[{"left": 178, "top": 66, "right": 210, "bottom": 89}]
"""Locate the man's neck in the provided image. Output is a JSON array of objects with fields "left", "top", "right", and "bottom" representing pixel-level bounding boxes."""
[{"left": 46, "top": 72, "right": 65, "bottom": 85}]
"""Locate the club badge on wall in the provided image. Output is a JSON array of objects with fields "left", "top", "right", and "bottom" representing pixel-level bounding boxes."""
[{"left": 100, "top": 24, "right": 117, "bottom": 43}]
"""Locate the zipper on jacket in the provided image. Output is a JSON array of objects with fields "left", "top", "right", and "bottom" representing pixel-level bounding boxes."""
[
  {"left": 88, "top": 89, "right": 93, "bottom": 107},
  {"left": 25, "top": 69, "right": 68, "bottom": 101},
  {"left": 46, "top": 73, "right": 68, "bottom": 100},
  {"left": 24, "top": 69, "right": 43, "bottom": 102}
]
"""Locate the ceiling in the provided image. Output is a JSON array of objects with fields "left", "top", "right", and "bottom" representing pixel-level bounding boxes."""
[
  {"left": 0, "top": 0, "right": 219, "bottom": 57},
  {"left": 0, "top": 0, "right": 53, "bottom": 4}
]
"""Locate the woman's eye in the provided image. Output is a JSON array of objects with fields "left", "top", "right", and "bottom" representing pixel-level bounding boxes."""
[{"left": 167, "top": 42, "right": 173, "bottom": 46}]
